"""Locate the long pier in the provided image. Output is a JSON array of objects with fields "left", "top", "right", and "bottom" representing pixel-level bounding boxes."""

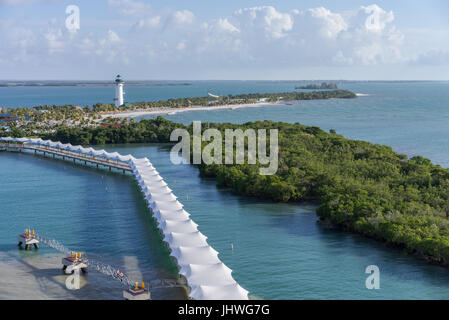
[
  {"left": 0, "top": 137, "right": 249, "bottom": 300},
  {"left": 0, "top": 142, "right": 132, "bottom": 173}
]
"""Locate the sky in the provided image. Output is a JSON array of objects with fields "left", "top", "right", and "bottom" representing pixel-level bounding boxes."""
[{"left": 1, "top": 0, "right": 449, "bottom": 80}]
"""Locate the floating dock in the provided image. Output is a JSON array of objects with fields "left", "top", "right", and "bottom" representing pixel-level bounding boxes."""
[
  {"left": 18, "top": 229, "right": 39, "bottom": 250},
  {"left": 62, "top": 252, "right": 88, "bottom": 274},
  {"left": 1, "top": 137, "right": 248, "bottom": 300}
]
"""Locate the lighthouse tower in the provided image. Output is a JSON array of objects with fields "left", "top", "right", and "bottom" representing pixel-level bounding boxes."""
[{"left": 114, "top": 74, "right": 125, "bottom": 107}]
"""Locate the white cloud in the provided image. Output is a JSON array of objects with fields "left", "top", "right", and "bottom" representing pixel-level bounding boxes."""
[
  {"left": 302, "top": 7, "right": 347, "bottom": 38},
  {"left": 234, "top": 6, "right": 293, "bottom": 39},
  {"left": 342, "top": 6, "right": 403, "bottom": 65},
  {"left": 176, "top": 40, "right": 186, "bottom": 51},
  {"left": 172, "top": 10, "right": 194, "bottom": 24},
  {"left": 134, "top": 16, "right": 161, "bottom": 28},
  {"left": 216, "top": 18, "right": 240, "bottom": 34},
  {"left": 0, "top": 0, "right": 59, "bottom": 5},
  {"left": 44, "top": 28, "right": 64, "bottom": 53},
  {"left": 108, "top": 0, "right": 152, "bottom": 17},
  {"left": 1, "top": 3, "right": 448, "bottom": 79},
  {"left": 360, "top": 4, "right": 394, "bottom": 33},
  {"left": 107, "top": 30, "right": 121, "bottom": 43},
  {"left": 413, "top": 50, "right": 449, "bottom": 65}
]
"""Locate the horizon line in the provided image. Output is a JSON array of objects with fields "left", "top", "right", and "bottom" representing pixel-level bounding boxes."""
[{"left": 1, "top": 79, "right": 448, "bottom": 82}]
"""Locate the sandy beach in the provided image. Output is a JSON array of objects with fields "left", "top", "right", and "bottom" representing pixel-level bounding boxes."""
[{"left": 100, "top": 101, "right": 278, "bottom": 119}]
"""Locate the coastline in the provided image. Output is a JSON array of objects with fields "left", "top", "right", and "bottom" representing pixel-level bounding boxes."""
[{"left": 100, "top": 101, "right": 279, "bottom": 119}]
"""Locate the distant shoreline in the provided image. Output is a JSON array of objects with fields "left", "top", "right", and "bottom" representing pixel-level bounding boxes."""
[{"left": 0, "top": 82, "right": 192, "bottom": 88}]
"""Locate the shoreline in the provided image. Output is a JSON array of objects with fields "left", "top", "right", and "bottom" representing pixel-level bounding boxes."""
[{"left": 100, "top": 101, "right": 279, "bottom": 119}]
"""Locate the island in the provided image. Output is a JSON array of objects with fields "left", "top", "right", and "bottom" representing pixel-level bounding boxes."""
[
  {"left": 295, "top": 82, "right": 338, "bottom": 90},
  {"left": 0, "top": 89, "right": 356, "bottom": 136},
  {"left": 2, "top": 117, "right": 447, "bottom": 269}
]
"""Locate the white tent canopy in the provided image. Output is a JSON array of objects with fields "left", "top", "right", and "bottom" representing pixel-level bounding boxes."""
[
  {"left": 63, "top": 143, "right": 73, "bottom": 150},
  {"left": 28, "top": 138, "right": 41, "bottom": 144},
  {"left": 179, "top": 263, "right": 235, "bottom": 286},
  {"left": 143, "top": 185, "right": 172, "bottom": 194},
  {"left": 141, "top": 182, "right": 169, "bottom": 194},
  {"left": 163, "top": 231, "right": 208, "bottom": 247},
  {"left": 153, "top": 209, "right": 191, "bottom": 225},
  {"left": 189, "top": 283, "right": 249, "bottom": 300},
  {"left": 146, "top": 192, "right": 177, "bottom": 203},
  {"left": 159, "top": 219, "right": 199, "bottom": 234},
  {"left": 90, "top": 149, "right": 108, "bottom": 157},
  {"left": 70, "top": 145, "right": 83, "bottom": 152},
  {"left": 154, "top": 208, "right": 190, "bottom": 221},
  {"left": 150, "top": 199, "right": 183, "bottom": 211},
  {"left": 170, "top": 245, "right": 220, "bottom": 265}
]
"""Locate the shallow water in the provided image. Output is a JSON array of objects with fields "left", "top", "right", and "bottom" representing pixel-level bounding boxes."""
[
  {"left": 0, "top": 150, "right": 186, "bottom": 300},
  {"left": 2, "top": 81, "right": 449, "bottom": 299}
]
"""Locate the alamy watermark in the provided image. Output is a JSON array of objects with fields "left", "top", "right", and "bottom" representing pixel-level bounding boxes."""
[
  {"left": 170, "top": 121, "right": 279, "bottom": 175},
  {"left": 65, "top": 270, "right": 81, "bottom": 290},
  {"left": 365, "top": 6, "right": 382, "bottom": 31},
  {"left": 365, "top": 265, "right": 380, "bottom": 289},
  {"left": 65, "top": 5, "right": 80, "bottom": 32}
]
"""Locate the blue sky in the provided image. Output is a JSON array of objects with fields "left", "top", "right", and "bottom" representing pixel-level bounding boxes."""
[{"left": 1, "top": 0, "right": 449, "bottom": 80}]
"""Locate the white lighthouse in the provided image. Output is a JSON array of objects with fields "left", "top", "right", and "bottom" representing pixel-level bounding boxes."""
[{"left": 114, "top": 74, "right": 125, "bottom": 107}]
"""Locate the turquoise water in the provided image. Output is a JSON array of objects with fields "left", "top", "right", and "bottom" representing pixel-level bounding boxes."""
[
  {"left": 152, "top": 81, "right": 449, "bottom": 167},
  {"left": 0, "top": 149, "right": 184, "bottom": 299},
  {"left": 1, "top": 81, "right": 449, "bottom": 299}
]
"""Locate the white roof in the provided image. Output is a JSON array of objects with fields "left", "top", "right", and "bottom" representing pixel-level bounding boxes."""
[
  {"left": 189, "top": 283, "right": 249, "bottom": 300},
  {"left": 170, "top": 245, "right": 220, "bottom": 265},
  {"left": 150, "top": 199, "right": 183, "bottom": 211},
  {"left": 136, "top": 169, "right": 160, "bottom": 177},
  {"left": 154, "top": 208, "right": 190, "bottom": 221},
  {"left": 179, "top": 263, "right": 235, "bottom": 286},
  {"left": 146, "top": 192, "right": 177, "bottom": 203},
  {"left": 141, "top": 182, "right": 168, "bottom": 193},
  {"left": 70, "top": 145, "right": 83, "bottom": 152},
  {"left": 63, "top": 143, "right": 73, "bottom": 150},
  {"left": 143, "top": 185, "right": 172, "bottom": 194},
  {"left": 28, "top": 138, "right": 41, "bottom": 144},
  {"left": 158, "top": 219, "right": 198, "bottom": 234},
  {"left": 90, "top": 149, "right": 108, "bottom": 157},
  {"left": 118, "top": 154, "right": 135, "bottom": 162},
  {"left": 106, "top": 151, "right": 121, "bottom": 159},
  {"left": 163, "top": 231, "right": 208, "bottom": 247},
  {"left": 82, "top": 147, "right": 95, "bottom": 154}
]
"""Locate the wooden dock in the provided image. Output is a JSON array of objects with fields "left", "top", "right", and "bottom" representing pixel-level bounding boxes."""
[{"left": 0, "top": 143, "right": 132, "bottom": 173}]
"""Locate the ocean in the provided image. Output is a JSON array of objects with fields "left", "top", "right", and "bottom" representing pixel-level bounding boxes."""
[{"left": 1, "top": 81, "right": 449, "bottom": 299}]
